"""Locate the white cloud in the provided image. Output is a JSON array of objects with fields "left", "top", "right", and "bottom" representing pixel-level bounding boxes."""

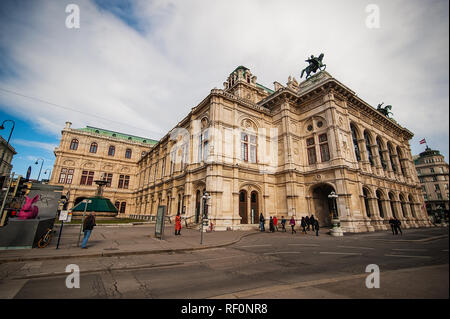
[
  {"left": 0, "top": 0, "right": 448, "bottom": 158},
  {"left": 13, "top": 139, "right": 57, "bottom": 152}
]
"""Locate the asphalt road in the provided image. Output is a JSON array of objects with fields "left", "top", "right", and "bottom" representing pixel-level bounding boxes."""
[{"left": 1, "top": 227, "right": 448, "bottom": 299}]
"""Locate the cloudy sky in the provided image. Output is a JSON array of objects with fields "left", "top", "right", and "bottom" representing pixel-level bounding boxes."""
[{"left": 0, "top": 0, "right": 448, "bottom": 178}]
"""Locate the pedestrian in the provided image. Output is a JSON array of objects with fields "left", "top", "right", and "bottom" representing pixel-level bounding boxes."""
[
  {"left": 269, "top": 216, "right": 275, "bottom": 232},
  {"left": 259, "top": 213, "right": 265, "bottom": 232},
  {"left": 301, "top": 217, "right": 307, "bottom": 234},
  {"left": 314, "top": 219, "right": 320, "bottom": 236},
  {"left": 394, "top": 217, "right": 402, "bottom": 235},
  {"left": 310, "top": 214, "right": 316, "bottom": 231},
  {"left": 175, "top": 212, "right": 182, "bottom": 235},
  {"left": 81, "top": 212, "right": 96, "bottom": 249},
  {"left": 289, "top": 216, "right": 296, "bottom": 234},
  {"left": 281, "top": 216, "right": 287, "bottom": 232},
  {"left": 305, "top": 215, "right": 310, "bottom": 231},
  {"left": 389, "top": 218, "right": 397, "bottom": 235},
  {"left": 273, "top": 216, "right": 278, "bottom": 232}
]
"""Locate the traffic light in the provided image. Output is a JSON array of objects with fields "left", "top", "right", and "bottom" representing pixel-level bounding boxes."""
[{"left": 11, "top": 176, "right": 32, "bottom": 198}]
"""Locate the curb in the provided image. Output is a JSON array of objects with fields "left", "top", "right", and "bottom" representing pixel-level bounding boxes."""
[{"left": 0, "top": 231, "right": 260, "bottom": 264}]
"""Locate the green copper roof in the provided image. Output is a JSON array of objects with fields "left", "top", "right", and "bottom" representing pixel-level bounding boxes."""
[
  {"left": 232, "top": 65, "right": 249, "bottom": 73},
  {"left": 256, "top": 83, "right": 274, "bottom": 94},
  {"left": 71, "top": 196, "right": 119, "bottom": 213},
  {"left": 76, "top": 126, "right": 158, "bottom": 145}
]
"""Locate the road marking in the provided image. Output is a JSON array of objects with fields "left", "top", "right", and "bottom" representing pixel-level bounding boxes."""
[
  {"left": 391, "top": 248, "right": 427, "bottom": 252},
  {"left": 288, "top": 244, "right": 319, "bottom": 247},
  {"left": 338, "top": 245, "right": 374, "bottom": 250},
  {"left": 263, "top": 252, "right": 303, "bottom": 255},
  {"left": 319, "top": 252, "right": 362, "bottom": 256},
  {"left": 209, "top": 264, "right": 447, "bottom": 299},
  {"left": 0, "top": 279, "right": 28, "bottom": 299},
  {"left": 239, "top": 244, "right": 272, "bottom": 248},
  {"left": 384, "top": 254, "right": 431, "bottom": 259}
]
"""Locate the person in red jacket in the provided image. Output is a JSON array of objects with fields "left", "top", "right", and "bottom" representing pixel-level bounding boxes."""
[
  {"left": 273, "top": 216, "right": 278, "bottom": 232},
  {"left": 175, "top": 212, "right": 182, "bottom": 235}
]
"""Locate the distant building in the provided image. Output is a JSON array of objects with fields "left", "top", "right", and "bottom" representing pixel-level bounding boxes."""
[
  {"left": 0, "top": 135, "right": 17, "bottom": 186},
  {"left": 49, "top": 122, "right": 158, "bottom": 215},
  {"left": 413, "top": 147, "right": 449, "bottom": 216}
]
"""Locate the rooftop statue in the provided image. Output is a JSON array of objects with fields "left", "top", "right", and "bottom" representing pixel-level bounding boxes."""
[
  {"left": 376, "top": 102, "right": 394, "bottom": 118},
  {"left": 301, "top": 53, "right": 326, "bottom": 79}
]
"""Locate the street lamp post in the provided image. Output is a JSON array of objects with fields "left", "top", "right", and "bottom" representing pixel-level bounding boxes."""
[
  {"left": 328, "top": 191, "right": 343, "bottom": 236},
  {"left": 35, "top": 158, "right": 44, "bottom": 181},
  {"left": 43, "top": 169, "right": 52, "bottom": 182},
  {"left": 0, "top": 120, "right": 15, "bottom": 180},
  {"left": 200, "top": 191, "right": 211, "bottom": 244}
]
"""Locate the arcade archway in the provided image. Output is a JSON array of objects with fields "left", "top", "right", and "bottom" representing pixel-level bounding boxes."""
[{"left": 311, "top": 184, "right": 335, "bottom": 227}]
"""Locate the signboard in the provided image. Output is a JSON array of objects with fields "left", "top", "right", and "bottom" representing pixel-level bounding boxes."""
[
  {"left": 66, "top": 211, "right": 72, "bottom": 223},
  {"left": 59, "top": 210, "right": 69, "bottom": 221},
  {"left": 155, "top": 205, "right": 166, "bottom": 239}
]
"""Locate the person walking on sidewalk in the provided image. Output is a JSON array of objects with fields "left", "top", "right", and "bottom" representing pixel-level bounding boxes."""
[
  {"left": 175, "top": 212, "right": 182, "bottom": 235},
  {"left": 281, "top": 216, "right": 287, "bottom": 232},
  {"left": 305, "top": 215, "right": 310, "bottom": 231},
  {"left": 273, "top": 216, "right": 278, "bottom": 232},
  {"left": 289, "top": 216, "right": 296, "bottom": 234},
  {"left": 314, "top": 219, "right": 320, "bottom": 236},
  {"left": 259, "top": 213, "right": 265, "bottom": 232},
  {"left": 310, "top": 214, "right": 316, "bottom": 232},
  {"left": 269, "top": 216, "right": 275, "bottom": 232},
  {"left": 81, "top": 212, "right": 96, "bottom": 249},
  {"left": 389, "top": 218, "right": 397, "bottom": 235},
  {"left": 301, "top": 217, "right": 307, "bottom": 234},
  {"left": 394, "top": 217, "right": 402, "bottom": 235}
]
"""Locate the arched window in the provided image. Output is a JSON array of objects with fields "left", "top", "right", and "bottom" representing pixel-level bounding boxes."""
[
  {"left": 376, "top": 137, "right": 387, "bottom": 170},
  {"left": 350, "top": 124, "right": 361, "bottom": 161},
  {"left": 363, "top": 188, "right": 371, "bottom": 218},
  {"left": 108, "top": 145, "right": 115, "bottom": 156},
  {"left": 376, "top": 190, "right": 385, "bottom": 218},
  {"left": 70, "top": 139, "right": 79, "bottom": 150},
  {"left": 388, "top": 143, "right": 397, "bottom": 173},
  {"left": 89, "top": 142, "right": 98, "bottom": 153},
  {"left": 364, "top": 131, "right": 374, "bottom": 166},
  {"left": 125, "top": 148, "right": 132, "bottom": 159},
  {"left": 114, "top": 201, "right": 120, "bottom": 210}
]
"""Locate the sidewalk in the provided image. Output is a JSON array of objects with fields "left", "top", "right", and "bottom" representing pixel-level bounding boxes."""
[{"left": 0, "top": 224, "right": 258, "bottom": 263}]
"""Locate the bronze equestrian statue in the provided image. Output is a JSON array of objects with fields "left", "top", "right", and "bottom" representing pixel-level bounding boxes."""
[
  {"left": 377, "top": 102, "right": 394, "bottom": 118},
  {"left": 301, "top": 53, "right": 326, "bottom": 79}
]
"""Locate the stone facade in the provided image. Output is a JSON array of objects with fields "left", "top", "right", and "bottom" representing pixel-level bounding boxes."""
[
  {"left": 0, "top": 136, "right": 16, "bottom": 186},
  {"left": 132, "top": 68, "right": 432, "bottom": 232},
  {"left": 49, "top": 122, "right": 157, "bottom": 215},
  {"left": 414, "top": 147, "right": 449, "bottom": 215}
]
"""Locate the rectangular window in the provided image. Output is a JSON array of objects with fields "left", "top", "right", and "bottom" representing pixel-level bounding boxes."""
[
  {"left": 124, "top": 175, "right": 130, "bottom": 189},
  {"left": 106, "top": 173, "right": 113, "bottom": 187},
  {"left": 118, "top": 175, "right": 124, "bottom": 188},
  {"left": 241, "top": 133, "right": 256, "bottom": 163},
  {"left": 203, "top": 140, "right": 209, "bottom": 162},
  {"left": 307, "top": 137, "right": 316, "bottom": 165},
  {"left": 66, "top": 169, "right": 74, "bottom": 184},
  {"left": 308, "top": 147, "right": 317, "bottom": 165},
  {"left": 170, "top": 151, "right": 176, "bottom": 175},
  {"left": 319, "top": 134, "right": 330, "bottom": 162},
  {"left": 59, "top": 168, "right": 67, "bottom": 184},
  {"left": 87, "top": 171, "right": 94, "bottom": 186},
  {"left": 435, "top": 184, "right": 440, "bottom": 191},
  {"left": 161, "top": 157, "right": 166, "bottom": 177}
]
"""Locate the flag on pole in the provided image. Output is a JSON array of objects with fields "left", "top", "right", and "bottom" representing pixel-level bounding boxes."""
[{"left": 419, "top": 138, "right": 426, "bottom": 144}]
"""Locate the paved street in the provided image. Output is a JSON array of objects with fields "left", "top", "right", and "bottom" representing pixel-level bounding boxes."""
[{"left": 0, "top": 227, "right": 448, "bottom": 299}]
